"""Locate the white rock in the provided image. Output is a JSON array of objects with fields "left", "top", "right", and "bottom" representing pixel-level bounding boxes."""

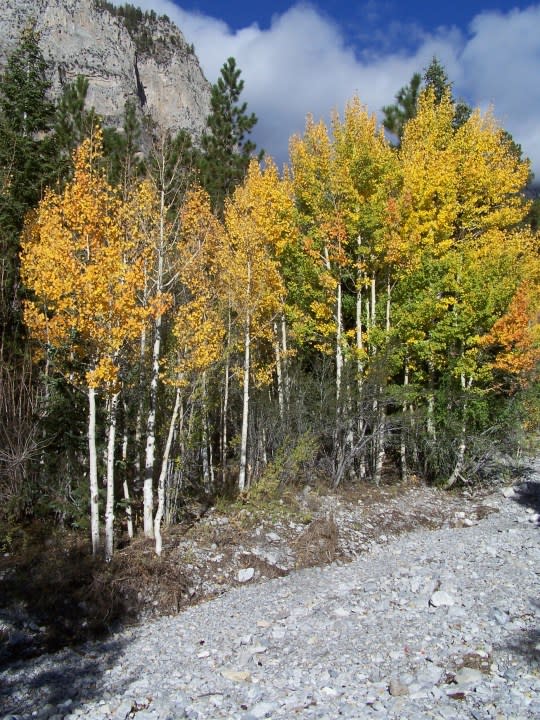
[
  {"left": 429, "top": 590, "right": 455, "bottom": 607},
  {"left": 454, "top": 667, "right": 484, "bottom": 687},
  {"left": 250, "top": 701, "right": 277, "bottom": 718},
  {"left": 501, "top": 486, "right": 515, "bottom": 498},
  {"left": 238, "top": 568, "right": 255, "bottom": 583},
  {"left": 221, "top": 669, "right": 251, "bottom": 682}
]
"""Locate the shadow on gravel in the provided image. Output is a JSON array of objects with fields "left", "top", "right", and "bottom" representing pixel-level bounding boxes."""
[
  {"left": 504, "top": 598, "right": 540, "bottom": 669},
  {"left": 511, "top": 478, "right": 540, "bottom": 522},
  {"left": 0, "top": 639, "right": 127, "bottom": 717},
  {"left": 0, "top": 527, "right": 189, "bottom": 670}
]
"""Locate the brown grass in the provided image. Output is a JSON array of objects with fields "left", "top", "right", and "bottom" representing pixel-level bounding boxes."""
[{"left": 294, "top": 514, "right": 339, "bottom": 568}]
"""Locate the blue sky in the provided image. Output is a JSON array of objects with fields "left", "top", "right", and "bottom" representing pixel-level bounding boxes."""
[{"left": 118, "top": 1, "right": 540, "bottom": 180}]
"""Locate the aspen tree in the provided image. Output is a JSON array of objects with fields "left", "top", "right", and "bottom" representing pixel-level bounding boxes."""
[
  {"left": 21, "top": 131, "right": 154, "bottom": 557},
  {"left": 223, "top": 160, "right": 291, "bottom": 491}
]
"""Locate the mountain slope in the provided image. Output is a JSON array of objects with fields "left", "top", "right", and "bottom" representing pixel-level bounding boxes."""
[{"left": 0, "top": 0, "right": 211, "bottom": 137}]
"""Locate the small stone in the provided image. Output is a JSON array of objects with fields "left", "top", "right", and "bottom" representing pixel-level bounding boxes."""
[
  {"left": 429, "top": 590, "right": 455, "bottom": 607},
  {"left": 111, "top": 700, "right": 133, "bottom": 719},
  {"left": 266, "top": 532, "right": 280, "bottom": 542},
  {"left": 489, "top": 607, "right": 509, "bottom": 626},
  {"left": 454, "top": 667, "right": 484, "bottom": 687},
  {"left": 249, "top": 702, "right": 276, "bottom": 719},
  {"left": 251, "top": 644, "right": 267, "bottom": 654},
  {"left": 221, "top": 669, "right": 252, "bottom": 682},
  {"left": 238, "top": 568, "right": 255, "bottom": 583},
  {"left": 501, "top": 486, "right": 515, "bottom": 498},
  {"left": 388, "top": 678, "right": 409, "bottom": 696}
]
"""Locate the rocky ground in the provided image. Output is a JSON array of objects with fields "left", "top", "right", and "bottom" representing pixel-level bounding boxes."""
[{"left": 1, "top": 460, "right": 539, "bottom": 719}]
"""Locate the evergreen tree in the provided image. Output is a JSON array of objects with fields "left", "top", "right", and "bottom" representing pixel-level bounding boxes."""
[
  {"left": 423, "top": 57, "right": 471, "bottom": 128},
  {"left": 0, "top": 21, "right": 55, "bottom": 353},
  {"left": 381, "top": 72, "right": 421, "bottom": 141},
  {"left": 382, "top": 58, "right": 472, "bottom": 143},
  {"left": 54, "top": 75, "right": 99, "bottom": 183},
  {"left": 198, "top": 57, "right": 263, "bottom": 215},
  {"left": 104, "top": 99, "right": 145, "bottom": 189}
]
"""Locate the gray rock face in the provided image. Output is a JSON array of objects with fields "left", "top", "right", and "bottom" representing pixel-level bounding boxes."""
[{"left": 0, "top": 0, "right": 210, "bottom": 137}]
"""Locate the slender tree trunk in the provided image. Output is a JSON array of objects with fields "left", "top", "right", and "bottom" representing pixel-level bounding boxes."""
[
  {"left": 88, "top": 386, "right": 99, "bottom": 556},
  {"left": 143, "top": 190, "right": 166, "bottom": 538},
  {"left": 371, "top": 270, "right": 376, "bottom": 327},
  {"left": 400, "top": 362, "right": 409, "bottom": 483},
  {"left": 444, "top": 375, "right": 472, "bottom": 489},
  {"left": 221, "top": 305, "right": 231, "bottom": 484},
  {"left": 121, "top": 400, "right": 133, "bottom": 540},
  {"left": 104, "top": 392, "right": 120, "bottom": 561},
  {"left": 165, "top": 395, "right": 184, "bottom": 526},
  {"left": 335, "top": 279, "right": 343, "bottom": 411},
  {"left": 134, "top": 323, "right": 146, "bottom": 500},
  {"left": 426, "top": 362, "right": 436, "bottom": 442},
  {"left": 274, "top": 320, "right": 284, "bottom": 421},
  {"left": 356, "top": 239, "right": 366, "bottom": 479},
  {"left": 201, "top": 372, "right": 212, "bottom": 494},
  {"left": 374, "top": 404, "right": 386, "bottom": 486},
  {"left": 155, "top": 387, "right": 181, "bottom": 556},
  {"left": 281, "top": 315, "right": 290, "bottom": 412},
  {"left": 386, "top": 272, "right": 391, "bottom": 333},
  {"left": 238, "top": 265, "right": 252, "bottom": 493},
  {"left": 238, "top": 310, "right": 251, "bottom": 492}
]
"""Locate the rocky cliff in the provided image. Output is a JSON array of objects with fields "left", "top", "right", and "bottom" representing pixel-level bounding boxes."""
[{"left": 0, "top": 0, "right": 211, "bottom": 137}]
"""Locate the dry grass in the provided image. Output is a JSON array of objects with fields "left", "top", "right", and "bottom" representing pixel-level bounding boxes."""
[{"left": 294, "top": 514, "right": 339, "bottom": 568}]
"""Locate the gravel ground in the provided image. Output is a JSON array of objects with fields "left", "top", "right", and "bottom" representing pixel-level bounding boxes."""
[{"left": 1, "top": 463, "right": 539, "bottom": 720}]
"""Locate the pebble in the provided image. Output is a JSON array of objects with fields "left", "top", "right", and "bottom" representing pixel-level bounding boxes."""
[
  {"left": 429, "top": 590, "right": 456, "bottom": 607},
  {"left": 1, "top": 472, "right": 539, "bottom": 720}
]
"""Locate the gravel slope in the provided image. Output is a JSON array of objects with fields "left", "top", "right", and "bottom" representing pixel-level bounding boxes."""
[{"left": 1, "top": 472, "right": 539, "bottom": 720}]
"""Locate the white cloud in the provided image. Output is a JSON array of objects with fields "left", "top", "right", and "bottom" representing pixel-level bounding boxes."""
[{"left": 114, "top": 1, "right": 540, "bottom": 180}]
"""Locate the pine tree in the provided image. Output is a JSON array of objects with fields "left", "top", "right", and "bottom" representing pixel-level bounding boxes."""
[
  {"left": 53, "top": 75, "right": 99, "bottom": 183},
  {"left": 198, "top": 57, "right": 263, "bottom": 216},
  {"left": 0, "top": 21, "right": 55, "bottom": 355},
  {"left": 381, "top": 73, "right": 421, "bottom": 142},
  {"left": 382, "top": 58, "right": 472, "bottom": 143}
]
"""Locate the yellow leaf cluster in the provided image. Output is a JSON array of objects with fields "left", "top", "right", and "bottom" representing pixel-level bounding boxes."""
[{"left": 21, "top": 131, "right": 156, "bottom": 390}]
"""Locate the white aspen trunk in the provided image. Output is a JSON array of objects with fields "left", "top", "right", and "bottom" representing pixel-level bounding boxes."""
[
  {"left": 201, "top": 373, "right": 211, "bottom": 494},
  {"left": 121, "top": 401, "right": 133, "bottom": 540},
  {"left": 262, "top": 427, "right": 268, "bottom": 467},
  {"left": 221, "top": 306, "right": 231, "bottom": 483},
  {"left": 155, "top": 387, "right": 181, "bottom": 556},
  {"left": 143, "top": 189, "right": 166, "bottom": 538},
  {"left": 335, "top": 280, "right": 343, "bottom": 410},
  {"left": 104, "top": 392, "right": 120, "bottom": 561},
  {"left": 274, "top": 320, "right": 284, "bottom": 420},
  {"left": 371, "top": 271, "right": 376, "bottom": 327},
  {"left": 134, "top": 323, "right": 146, "bottom": 497},
  {"left": 280, "top": 315, "right": 290, "bottom": 411},
  {"left": 400, "top": 363, "right": 409, "bottom": 483},
  {"left": 238, "top": 312, "right": 251, "bottom": 492},
  {"left": 374, "top": 406, "right": 386, "bottom": 486},
  {"left": 386, "top": 272, "right": 391, "bottom": 334},
  {"left": 356, "top": 240, "right": 366, "bottom": 480},
  {"left": 165, "top": 395, "right": 184, "bottom": 526},
  {"left": 444, "top": 375, "right": 472, "bottom": 489},
  {"left": 238, "top": 265, "right": 251, "bottom": 493},
  {"left": 426, "top": 363, "right": 436, "bottom": 441},
  {"left": 88, "top": 386, "right": 100, "bottom": 556}
]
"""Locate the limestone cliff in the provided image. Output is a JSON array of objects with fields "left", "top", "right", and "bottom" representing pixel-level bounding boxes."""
[{"left": 0, "top": 0, "right": 211, "bottom": 137}]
